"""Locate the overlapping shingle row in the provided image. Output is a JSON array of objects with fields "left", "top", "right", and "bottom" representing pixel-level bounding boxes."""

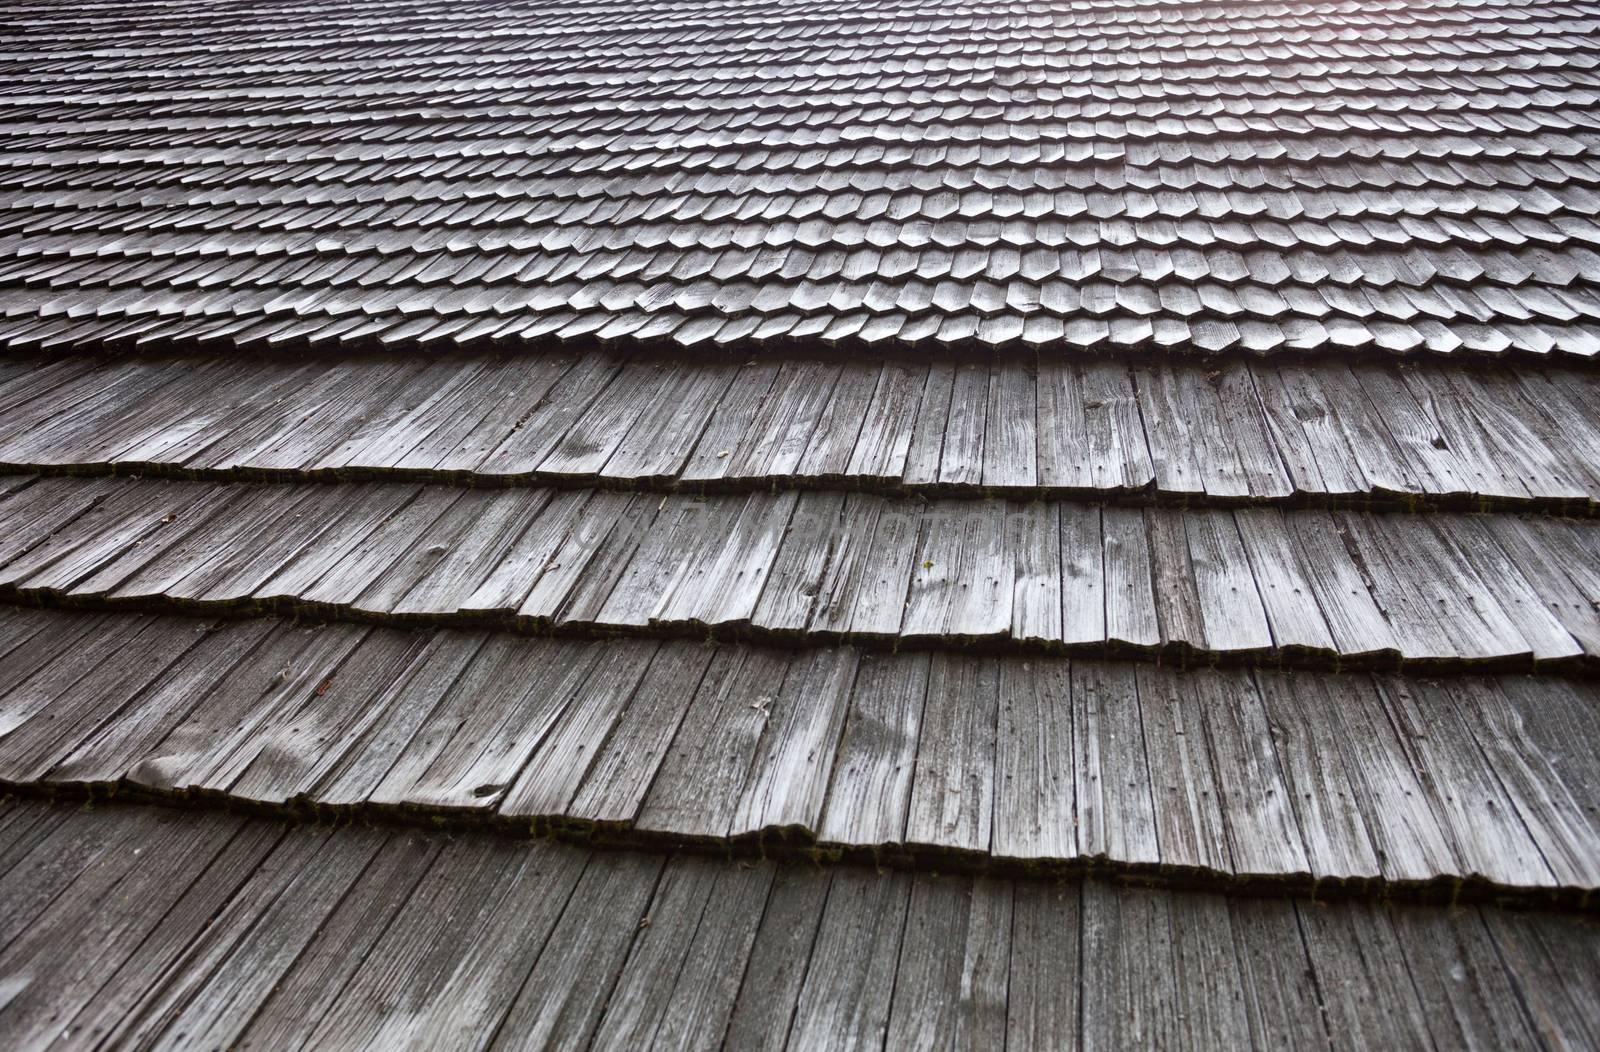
[
  {"left": 4, "top": 351, "right": 1597, "bottom": 507},
  {"left": 4, "top": 475, "right": 1598, "bottom": 664},
  {"left": 5, "top": 796, "right": 1594, "bottom": 1052},
  {"left": 5, "top": 610, "right": 1595, "bottom": 893}
]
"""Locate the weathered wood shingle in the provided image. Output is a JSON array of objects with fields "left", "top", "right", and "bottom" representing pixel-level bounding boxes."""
[{"left": 2, "top": 0, "right": 1598, "bottom": 1044}]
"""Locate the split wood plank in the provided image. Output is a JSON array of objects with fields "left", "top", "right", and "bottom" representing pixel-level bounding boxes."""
[
  {"left": 601, "top": 361, "right": 739, "bottom": 480},
  {"left": 795, "top": 361, "right": 879, "bottom": 479},
  {"left": 748, "top": 491, "right": 847, "bottom": 633},
  {"left": 902, "top": 497, "right": 1011, "bottom": 641},
  {"left": 1295, "top": 899, "right": 1436, "bottom": 1049},
  {"left": 1184, "top": 507, "right": 1274, "bottom": 654},
  {"left": 727, "top": 360, "right": 841, "bottom": 480},
  {"left": 1251, "top": 671, "right": 1384, "bottom": 880},
  {"left": 591, "top": 856, "right": 775, "bottom": 1052},
  {"left": 431, "top": 354, "right": 585, "bottom": 472},
  {"left": 729, "top": 646, "right": 859, "bottom": 837},
  {"left": 591, "top": 498, "right": 740, "bottom": 628},
  {"left": 369, "top": 637, "right": 607, "bottom": 810},
  {"left": 495, "top": 639, "right": 662, "bottom": 818},
  {"left": 1131, "top": 364, "right": 1205, "bottom": 496},
  {"left": 309, "top": 629, "right": 491, "bottom": 806},
  {"left": 785, "top": 868, "right": 913, "bottom": 1051},
  {"left": 1388, "top": 902, "right": 1544, "bottom": 1052},
  {"left": 564, "top": 643, "right": 715, "bottom": 824},
  {"left": 886, "top": 875, "right": 1011, "bottom": 1050},
  {"left": 1372, "top": 675, "right": 1554, "bottom": 887},
  {"left": 834, "top": 496, "right": 921, "bottom": 637},
  {"left": 905, "top": 653, "right": 1000, "bottom": 854},
  {"left": 1144, "top": 507, "right": 1208, "bottom": 650},
  {"left": 1101, "top": 506, "right": 1160, "bottom": 649},
  {"left": 818, "top": 651, "right": 929, "bottom": 847},
  {"left": 721, "top": 866, "right": 832, "bottom": 1052},
  {"left": 1453, "top": 675, "right": 1600, "bottom": 887},
  {"left": 936, "top": 362, "right": 988, "bottom": 487},
  {"left": 981, "top": 360, "right": 1038, "bottom": 488},
  {"left": 1009, "top": 500, "right": 1063, "bottom": 643},
  {"left": 1006, "top": 879, "right": 1082, "bottom": 1052},
  {"left": 1079, "top": 881, "right": 1183, "bottom": 1051},
  {"left": 680, "top": 361, "right": 781, "bottom": 482},
  {"left": 1226, "top": 897, "right": 1329, "bottom": 1048},
  {"left": 653, "top": 491, "right": 797, "bottom": 627},
  {"left": 1192, "top": 670, "right": 1312, "bottom": 878},
  {"left": 635, "top": 647, "right": 792, "bottom": 836},
  {"left": 304, "top": 837, "right": 587, "bottom": 1050},
  {"left": 844, "top": 360, "right": 925, "bottom": 483},
  {"left": 1232, "top": 508, "right": 1338, "bottom": 654},
  {"left": 1284, "top": 511, "right": 1399, "bottom": 659},
  {"left": 533, "top": 360, "right": 665, "bottom": 478},
  {"left": 992, "top": 656, "right": 1074, "bottom": 861},
  {"left": 475, "top": 353, "right": 622, "bottom": 474},
  {"left": 1135, "top": 664, "right": 1233, "bottom": 873},
  {"left": 1072, "top": 661, "right": 1160, "bottom": 865}
]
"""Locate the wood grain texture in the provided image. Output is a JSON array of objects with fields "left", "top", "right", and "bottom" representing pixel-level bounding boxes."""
[
  {"left": 0, "top": 797, "right": 1591, "bottom": 1050},
  {"left": 1, "top": 607, "right": 1597, "bottom": 891},
  {"left": 5, "top": 354, "right": 1598, "bottom": 510}
]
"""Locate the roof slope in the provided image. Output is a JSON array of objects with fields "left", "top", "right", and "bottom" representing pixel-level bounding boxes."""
[{"left": 1, "top": 0, "right": 1598, "bottom": 1047}]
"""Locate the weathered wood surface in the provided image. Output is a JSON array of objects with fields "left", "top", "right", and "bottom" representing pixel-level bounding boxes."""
[
  {"left": 5, "top": 0, "right": 1600, "bottom": 1048},
  {"left": 4, "top": 0, "right": 1600, "bottom": 367},
  {"left": 3, "top": 608, "right": 1596, "bottom": 893},
  {"left": 2, "top": 476, "right": 1594, "bottom": 667},
  {"left": 0, "top": 796, "right": 1595, "bottom": 1052},
  {"left": 4, "top": 353, "right": 1600, "bottom": 509}
]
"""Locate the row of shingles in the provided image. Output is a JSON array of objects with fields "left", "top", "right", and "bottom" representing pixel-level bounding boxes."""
[
  {"left": 15, "top": 47, "right": 1587, "bottom": 128},
  {"left": 24, "top": 57, "right": 1589, "bottom": 131},
  {"left": 13, "top": 71, "right": 1595, "bottom": 149},
  {"left": 3, "top": 17, "right": 1600, "bottom": 351},
  {"left": 16, "top": 66, "right": 1592, "bottom": 138},
  {"left": 0, "top": 793, "right": 1595, "bottom": 1051},
  {"left": 2, "top": 351, "right": 1597, "bottom": 509},
  {"left": 10, "top": 108, "right": 1598, "bottom": 219},
  {"left": 8, "top": 194, "right": 1600, "bottom": 337},
  {"left": 8, "top": 39, "right": 1589, "bottom": 126},
  {"left": 11, "top": 129, "right": 1595, "bottom": 245},
  {"left": 13, "top": 61, "right": 1597, "bottom": 145},
  {"left": 9, "top": 3, "right": 1592, "bottom": 94},
  {"left": 16, "top": 150, "right": 1600, "bottom": 254},
  {"left": 9, "top": 193, "right": 1594, "bottom": 359},
  {"left": 6, "top": 0, "right": 1571, "bottom": 58},
  {"left": 1, "top": 0, "right": 1572, "bottom": 38},
  {"left": 6, "top": 49, "right": 1593, "bottom": 361},
  {"left": 10, "top": 34, "right": 1589, "bottom": 104},
  {"left": 1, "top": 472, "right": 1596, "bottom": 666},
  {"left": 8, "top": 240, "right": 1598, "bottom": 357},
  {"left": 1, "top": 606, "right": 1595, "bottom": 890},
  {"left": 12, "top": 124, "right": 1591, "bottom": 202},
  {"left": 5, "top": 240, "right": 1595, "bottom": 357},
  {"left": 19, "top": 104, "right": 1595, "bottom": 173},
  {"left": 11, "top": 13, "right": 1589, "bottom": 97},
  {"left": 6, "top": 269, "right": 1594, "bottom": 358},
  {"left": 7, "top": 0, "right": 1584, "bottom": 80},
  {"left": 10, "top": 150, "right": 1598, "bottom": 358},
  {"left": 18, "top": 40, "right": 1589, "bottom": 103},
  {"left": 16, "top": 60, "right": 1597, "bottom": 131},
  {"left": 13, "top": 144, "right": 1600, "bottom": 223}
]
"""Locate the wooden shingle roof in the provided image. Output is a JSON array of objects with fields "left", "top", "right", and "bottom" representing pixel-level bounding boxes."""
[{"left": 2, "top": 0, "right": 1599, "bottom": 1048}]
